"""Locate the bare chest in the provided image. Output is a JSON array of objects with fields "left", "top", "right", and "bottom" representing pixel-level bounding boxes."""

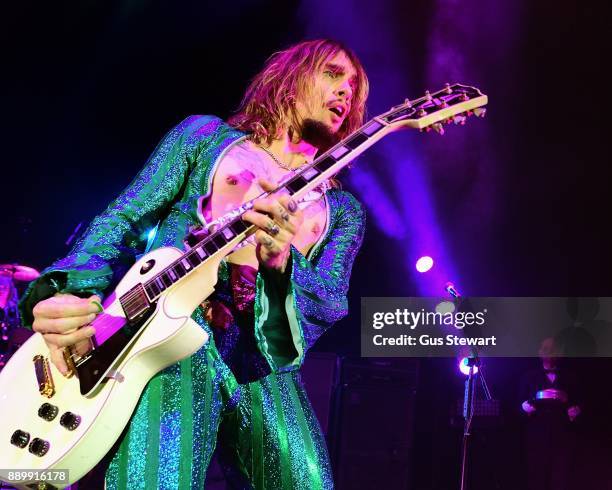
[{"left": 201, "top": 141, "right": 328, "bottom": 266}]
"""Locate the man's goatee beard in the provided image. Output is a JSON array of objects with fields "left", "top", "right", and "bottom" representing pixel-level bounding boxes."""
[{"left": 300, "top": 118, "right": 341, "bottom": 153}]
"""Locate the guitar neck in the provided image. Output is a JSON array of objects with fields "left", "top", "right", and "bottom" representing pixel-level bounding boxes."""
[
  {"left": 278, "top": 118, "right": 392, "bottom": 201},
  {"left": 128, "top": 118, "right": 391, "bottom": 313},
  {"left": 121, "top": 83, "right": 487, "bottom": 316}
]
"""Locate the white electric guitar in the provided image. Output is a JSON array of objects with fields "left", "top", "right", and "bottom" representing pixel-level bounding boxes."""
[{"left": 0, "top": 84, "right": 487, "bottom": 489}]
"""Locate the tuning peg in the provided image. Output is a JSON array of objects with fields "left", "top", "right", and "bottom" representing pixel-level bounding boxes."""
[
  {"left": 452, "top": 114, "right": 467, "bottom": 125},
  {"left": 432, "top": 123, "right": 445, "bottom": 135},
  {"left": 425, "top": 90, "right": 432, "bottom": 101},
  {"left": 404, "top": 98, "right": 412, "bottom": 108},
  {"left": 473, "top": 107, "right": 486, "bottom": 118},
  {"left": 444, "top": 83, "right": 452, "bottom": 94}
]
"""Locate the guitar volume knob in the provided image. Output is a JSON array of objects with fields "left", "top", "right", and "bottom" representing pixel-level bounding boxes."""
[
  {"left": 10, "top": 430, "right": 30, "bottom": 448},
  {"left": 38, "top": 402, "right": 59, "bottom": 421},
  {"left": 60, "top": 411, "right": 81, "bottom": 431},
  {"left": 28, "top": 437, "right": 50, "bottom": 457}
]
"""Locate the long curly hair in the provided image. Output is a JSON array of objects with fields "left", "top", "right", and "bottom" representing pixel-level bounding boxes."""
[{"left": 229, "top": 39, "right": 369, "bottom": 145}]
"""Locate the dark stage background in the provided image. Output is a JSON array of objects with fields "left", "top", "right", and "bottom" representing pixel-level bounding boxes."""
[{"left": 1, "top": 1, "right": 612, "bottom": 489}]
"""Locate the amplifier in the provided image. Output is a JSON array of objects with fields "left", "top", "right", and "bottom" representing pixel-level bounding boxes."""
[{"left": 332, "top": 358, "right": 419, "bottom": 490}]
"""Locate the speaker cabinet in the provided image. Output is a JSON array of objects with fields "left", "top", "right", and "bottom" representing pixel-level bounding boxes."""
[{"left": 332, "top": 358, "right": 419, "bottom": 490}]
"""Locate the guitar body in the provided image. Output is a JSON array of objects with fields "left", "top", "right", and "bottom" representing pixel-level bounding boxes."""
[{"left": 0, "top": 247, "right": 218, "bottom": 488}]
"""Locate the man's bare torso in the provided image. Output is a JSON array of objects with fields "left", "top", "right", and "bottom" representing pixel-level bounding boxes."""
[{"left": 201, "top": 139, "right": 327, "bottom": 269}]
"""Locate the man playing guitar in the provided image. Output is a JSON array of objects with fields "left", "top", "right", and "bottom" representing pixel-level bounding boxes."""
[{"left": 20, "top": 39, "right": 369, "bottom": 489}]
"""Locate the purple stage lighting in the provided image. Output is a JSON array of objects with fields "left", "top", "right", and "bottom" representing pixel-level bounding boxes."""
[
  {"left": 458, "top": 357, "right": 479, "bottom": 376},
  {"left": 416, "top": 256, "right": 434, "bottom": 273}
]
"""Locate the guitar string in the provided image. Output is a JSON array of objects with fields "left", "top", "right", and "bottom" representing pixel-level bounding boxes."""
[
  {"left": 73, "top": 88, "right": 475, "bottom": 356},
  {"left": 119, "top": 89, "right": 470, "bottom": 307},
  {"left": 121, "top": 91, "right": 466, "bottom": 306}
]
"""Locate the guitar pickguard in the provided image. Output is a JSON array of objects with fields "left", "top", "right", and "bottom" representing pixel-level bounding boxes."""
[{"left": 75, "top": 307, "right": 155, "bottom": 395}]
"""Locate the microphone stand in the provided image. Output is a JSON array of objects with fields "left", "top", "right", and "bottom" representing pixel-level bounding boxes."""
[
  {"left": 460, "top": 356, "right": 478, "bottom": 490},
  {"left": 445, "top": 284, "right": 492, "bottom": 490}
]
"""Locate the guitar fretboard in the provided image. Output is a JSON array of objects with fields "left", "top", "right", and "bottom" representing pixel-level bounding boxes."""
[
  {"left": 132, "top": 119, "right": 389, "bottom": 309},
  {"left": 117, "top": 83, "right": 486, "bottom": 320}
]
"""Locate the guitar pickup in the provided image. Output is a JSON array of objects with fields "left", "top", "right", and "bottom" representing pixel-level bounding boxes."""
[{"left": 33, "top": 355, "right": 55, "bottom": 398}]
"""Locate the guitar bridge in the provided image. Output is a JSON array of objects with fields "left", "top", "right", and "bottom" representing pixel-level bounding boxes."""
[{"left": 33, "top": 355, "right": 55, "bottom": 398}]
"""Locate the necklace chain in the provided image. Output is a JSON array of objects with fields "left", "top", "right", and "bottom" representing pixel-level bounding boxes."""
[
  {"left": 258, "top": 145, "right": 296, "bottom": 171},
  {"left": 252, "top": 140, "right": 331, "bottom": 201}
]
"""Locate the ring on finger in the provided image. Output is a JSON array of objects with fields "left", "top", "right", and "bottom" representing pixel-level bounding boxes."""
[
  {"left": 267, "top": 221, "right": 280, "bottom": 236},
  {"left": 277, "top": 205, "right": 290, "bottom": 222},
  {"left": 287, "top": 200, "right": 298, "bottom": 213}
]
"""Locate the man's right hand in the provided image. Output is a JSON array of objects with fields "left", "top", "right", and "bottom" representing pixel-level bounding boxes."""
[{"left": 32, "top": 293, "right": 101, "bottom": 375}]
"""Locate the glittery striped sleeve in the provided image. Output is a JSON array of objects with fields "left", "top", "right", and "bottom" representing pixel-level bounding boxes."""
[
  {"left": 254, "top": 190, "right": 366, "bottom": 371},
  {"left": 19, "top": 115, "right": 220, "bottom": 327}
]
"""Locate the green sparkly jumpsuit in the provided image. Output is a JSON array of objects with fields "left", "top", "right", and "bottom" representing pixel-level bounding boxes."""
[{"left": 19, "top": 115, "right": 365, "bottom": 489}]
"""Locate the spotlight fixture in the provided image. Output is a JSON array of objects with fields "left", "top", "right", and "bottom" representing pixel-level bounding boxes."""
[{"left": 415, "top": 256, "right": 434, "bottom": 273}]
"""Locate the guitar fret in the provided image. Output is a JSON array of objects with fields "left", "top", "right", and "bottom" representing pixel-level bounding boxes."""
[
  {"left": 293, "top": 176, "right": 309, "bottom": 190},
  {"left": 195, "top": 247, "right": 206, "bottom": 260},
  {"left": 187, "top": 253, "right": 200, "bottom": 267},
  {"left": 344, "top": 132, "right": 369, "bottom": 149},
  {"left": 230, "top": 220, "right": 248, "bottom": 234},
  {"left": 315, "top": 156, "right": 336, "bottom": 172},
  {"left": 174, "top": 263, "right": 186, "bottom": 277},
  {"left": 286, "top": 179, "right": 302, "bottom": 194},
  {"left": 362, "top": 120, "right": 384, "bottom": 135},
  {"left": 301, "top": 167, "right": 319, "bottom": 180},
  {"left": 145, "top": 284, "right": 157, "bottom": 301},
  {"left": 148, "top": 281, "right": 161, "bottom": 296},
  {"left": 330, "top": 145, "right": 349, "bottom": 159},
  {"left": 161, "top": 273, "right": 173, "bottom": 287},
  {"left": 383, "top": 108, "right": 411, "bottom": 122},
  {"left": 143, "top": 251, "right": 200, "bottom": 301},
  {"left": 221, "top": 227, "right": 234, "bottom": 240},
  {"left": 212, "top": 234, "right": 226, "bottom": 249},
  {"left": 204, "top": 241, "right": 218, "bottom": 254}
]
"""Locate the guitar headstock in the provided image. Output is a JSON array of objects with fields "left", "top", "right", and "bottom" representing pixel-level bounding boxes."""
[{"left": 379, "top": 83, "right": 488, "bottom": 135}]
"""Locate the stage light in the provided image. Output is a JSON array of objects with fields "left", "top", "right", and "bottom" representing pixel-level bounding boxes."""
[
  {"left": 415, "top": 256, "right": 433, "bottom": 273},
  {"left": 458, "top": 357, "right": 479, "bottom": 376},
  {"left": 147, "top": 228, "right": 157, "bottom": 241}
]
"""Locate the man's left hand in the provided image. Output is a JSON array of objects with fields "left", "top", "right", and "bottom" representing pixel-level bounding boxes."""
[{"left": 242, "top": 179, "right": 304, "bottom": 273}]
